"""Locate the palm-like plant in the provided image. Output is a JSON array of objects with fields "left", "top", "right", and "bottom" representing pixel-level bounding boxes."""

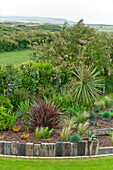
[
  {"left": 29, "top": 101, "right": 62, "bottom": 129},
  {"left": 70, "top": 66, "right": 104, "bottom": 106}
]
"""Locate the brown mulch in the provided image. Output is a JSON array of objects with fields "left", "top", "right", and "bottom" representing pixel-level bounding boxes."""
[{"left": 0, "top": 118, "right": 113, "bottom": 147}]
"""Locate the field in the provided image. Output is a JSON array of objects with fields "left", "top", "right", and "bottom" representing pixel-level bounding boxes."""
[
  {"left": 0, "top": 156, "right": 113, "bottom": 170},
  {"left": 0, "top": 49, "right": 33, "bottom": 65}
]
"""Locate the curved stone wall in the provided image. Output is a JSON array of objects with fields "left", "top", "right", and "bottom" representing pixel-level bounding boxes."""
[{"left": 0, "top": 141, "right": 98, "bottom": 157}]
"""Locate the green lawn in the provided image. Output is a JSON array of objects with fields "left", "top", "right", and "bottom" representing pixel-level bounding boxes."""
[
  {"left": 0, "top": 49, "right": 33, "bottom": 65},
  {"left": 0, "top": 156, "right": 113, "bottom": 170}
]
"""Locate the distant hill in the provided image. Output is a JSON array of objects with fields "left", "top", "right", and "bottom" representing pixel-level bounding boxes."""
[{"left": 0, "top": 16, "right": 75, "bottom": 26}]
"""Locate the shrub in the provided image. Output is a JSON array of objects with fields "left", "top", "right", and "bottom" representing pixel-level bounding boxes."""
[
  {"left": 66, "top": 104, "right": 85, "bottom": 117},
  {"left": 89, "top": 121, "right": 96, "bottom": 126},
  {"left": 0, "top": 64, "right": 21, "bottom": 96},
  {"left": 61, "top": 127, "right": 72, "bottom": 141},
  {"left": 29, "top": 101, "right": 62, "bottom": 129},
  {"left": 93, "top": 105, "right": 100, "bottom": 113},
  {"left": 0, "top": 106, "right": 17, "bottom": 130},
  {"left": 9, "top": 88, "right": 30, "bottom": 110},
  {"left": 88, "top": 112, "right": 97, "bottom": 120},
  {"left": 0, "top": 94, "right": 13, "bottom": 112},
  {"left": 101, "top": 112, "right": 111, "bottom": 120},
  {"left": 36, "top": 62, "right": 54, "bottom": 86},
  {"left": 20, "top": 62, "right": 39, "bottom": 93},
  {"left": 69, "top": 134, "right": 82, "bottom": 143}
]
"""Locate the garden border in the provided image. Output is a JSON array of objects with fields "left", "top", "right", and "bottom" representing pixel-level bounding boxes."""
[{"left": 0, "top": 140, "right": 98, "bottom": 157}]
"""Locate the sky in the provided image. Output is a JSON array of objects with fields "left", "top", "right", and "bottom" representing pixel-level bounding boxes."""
[{"left": 0, "top": 0, "right": 113, "bottom": 24}]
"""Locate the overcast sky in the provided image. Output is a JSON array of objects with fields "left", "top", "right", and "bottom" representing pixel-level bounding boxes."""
[{"left": 0, "top": 0, "right": 113, "bottom": 24}]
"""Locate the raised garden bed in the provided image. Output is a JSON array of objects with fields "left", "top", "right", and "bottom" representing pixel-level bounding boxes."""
[{"left": 0, "top": 140, "right": 98, "bottom": 157}]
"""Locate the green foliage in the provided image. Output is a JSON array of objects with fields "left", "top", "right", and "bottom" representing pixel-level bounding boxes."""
[
  {"left": 99, "top": 110, "right": 113, "bottom": 117},
  {"left": 104, "top": 96, "right": 113, "bottom": 107},
  {"left": 70, "top": 66, "right": 104, "bottom": 107},
  {"left": 42, "top": 127, "right": 54, "bottom": 138},
  {"left": 76, "top": 111, "right": 89, "bottom": 124},
  {"left": 88, "top": 112, "right": 97, "bottom": 120},
  {"left": 0, "top": 24, "right": 58, "bottom": 52},
  {"left": 35, "top": 62, "right": 54, "bottom": 86},
  {"left": 66, "top": 105, "right": 85, "bottom": 117},
  {"left": 78, "top": 122, "right": 89, "bottom": 136},
  {"left": 9, "top": 88, "right": 30, "bottom": 110},
  {"left": 62, "top": 117, "right": 76, "bottom": 129},
  {"left": 101, "top": 112, "right": 111, "bottom": 120},
  {"left": 94, "top": 100, "right": 105, "bottom": 111},
  {"left": 89, "top": 121, "right": 96, "bottom": 126},
  {"left": 0, "top": 106, "right": 17, "bottom": 130},
  {"left": 18, "top": 100, "right": 30, "bottom": 121},
  {"left": 20, "top": 62, "right": 39, "bottom": 93},
  {"left": 0, "top": 94, "right": 13, "bottom": 112},
  {"left": 35, "top": 127, "right": 45, "bottom": 140},
  {"left": 61, "top": 127, "right": 72, "bottom": 141},
  {"left": 0, "top": 64, "right": 21, "bottom": 95},
  {"left": 85, "top": 130, "right": 97, "bottom": 142},
  {"left": 35, "top": 126, "right": 53, "bottom": 140},
  {"left": 69, "top": 134, "right": 82, "bottom": 143}
]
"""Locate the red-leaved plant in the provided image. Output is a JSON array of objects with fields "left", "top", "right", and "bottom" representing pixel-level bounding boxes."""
[{"left": 29, "top": 101, "right": 63, "bottom": 129}]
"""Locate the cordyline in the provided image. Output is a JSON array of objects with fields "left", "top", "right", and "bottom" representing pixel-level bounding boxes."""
[{"left": 29, "top": 101, "right": 63, "bottom": 129}]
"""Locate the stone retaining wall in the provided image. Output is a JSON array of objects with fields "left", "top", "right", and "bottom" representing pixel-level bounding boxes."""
[
  {"left": 91, "top": 128, "right": 113, "bottom": 136},
  {"left": 0, "top": 141, "right": 98, "bottom": 157},
  {"left": 98, "top": 147, "right": 113, "bottom": 155}
]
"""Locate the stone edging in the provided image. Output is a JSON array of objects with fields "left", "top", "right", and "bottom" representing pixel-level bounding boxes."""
[
  {"left": 91, "top": 127, "right": 113, "bottom": 136},
  {"left": 0, "top": 141, "right": 98, "bottom": 157}
]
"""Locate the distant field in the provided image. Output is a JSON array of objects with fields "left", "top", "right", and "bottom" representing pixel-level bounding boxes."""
[
  {"left": 0, "top": 49, "right": 33, "bottom": 65},
  {"left": 91, "top": 25, "right": 113, "bottom": 33}
]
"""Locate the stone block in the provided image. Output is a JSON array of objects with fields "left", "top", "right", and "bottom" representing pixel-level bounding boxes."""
[
  {"left": 34, "top": 144, "right": 40, "bottom": 156},
  {"left": 4, "top": 141, "right": 11, "bottom": 155},
  {"left": 70, "top": 143, "right": 78, "bottom": 156},
  {"left": 91, "top": 128, "right": 113, "bottom": 136},
  {"left": 26, "top": 143, "right": 34, "bottom": 156},
  {"left": 40, "top": 143, "right": 49, "bottom": 157},
  {"left": 77, "top": 141, "right": 88, "bottom": 156},
  {"left": 91, "top": 141, "right": 99, "bottom": 155},
  {"left": 11, "top": 141, "right": 19, "bottom": 155},
  {"left": 56, "top": 142, "right": 64, "bottom": 157},
  {"left": 19, "top": 143, "right": 26, "bottom": 156},
  {"left": 0, "top": 141, "right": 4, "bottom": 154},
  {"left": 98, "top": 147, "right": 113, "bottom": 155},
  {"left": 63, "top": 142, "right": 71, "bottom": 156},
  {"left": 47, "top": 143, "right": 56, "bottom": 157}
]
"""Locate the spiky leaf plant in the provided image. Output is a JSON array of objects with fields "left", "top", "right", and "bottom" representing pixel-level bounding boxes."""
[
  {"left": 29, "top": 101, "right": 62, "bottom": 129},
  {"left": 78, "top": 121, "right": 90, "bottom": 136},
  {"left": 62, "top": 117, "right": 77, "bottom": 129},
  {"left": 70, "top": 66, "right": 104, "bottom": 106},
  {"left": 61, "top": 127, "right": 72, "bottom": 141}
]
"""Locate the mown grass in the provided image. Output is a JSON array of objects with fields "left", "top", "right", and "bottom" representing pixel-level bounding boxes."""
[
  {"left": 0, "top": 156, "right": 113, "bottom": 170},
  {"left": 0, "top": 49, "right": 33, "bottom": 65}
]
